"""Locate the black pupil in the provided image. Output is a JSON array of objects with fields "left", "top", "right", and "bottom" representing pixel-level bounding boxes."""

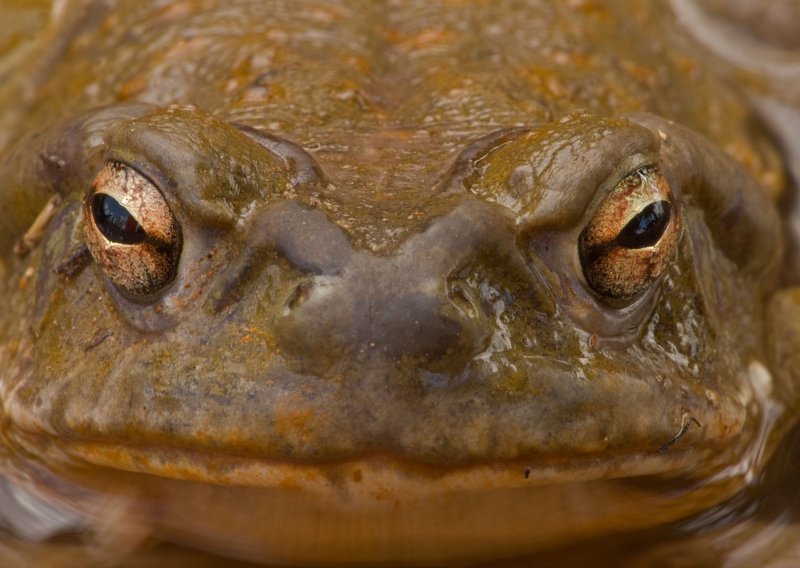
[
  {"left": 92, "top": 194, "right": 146, "bottom": 244},
  {"left": 616, "top": 200, "right": 671, "bottom": 249}
]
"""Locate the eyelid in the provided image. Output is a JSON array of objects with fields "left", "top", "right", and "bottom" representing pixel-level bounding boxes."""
[{"left": 516, "top": 148, "right": 663, "bottom": 233}]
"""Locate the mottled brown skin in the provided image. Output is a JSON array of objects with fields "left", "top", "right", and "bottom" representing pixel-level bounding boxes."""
[{"left": 0, "top": 0, "right": 798, "bottom": 565}]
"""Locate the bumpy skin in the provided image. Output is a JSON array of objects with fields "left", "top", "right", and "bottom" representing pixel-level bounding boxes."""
[{"left": 0, "top": 1, "right": 797, "bottom": 565}]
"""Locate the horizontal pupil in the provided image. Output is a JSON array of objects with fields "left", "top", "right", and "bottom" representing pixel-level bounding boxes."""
[
  {"left": 616, "top": 200, "right": 671, "bottom": 249},
  {"left": 92, "top": 194, "right": 146, "bottom": 244}
]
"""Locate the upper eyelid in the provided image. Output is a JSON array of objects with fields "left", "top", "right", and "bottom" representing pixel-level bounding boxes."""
[{"left": 443, "top": 117, "right": 662, "bottom": 229}]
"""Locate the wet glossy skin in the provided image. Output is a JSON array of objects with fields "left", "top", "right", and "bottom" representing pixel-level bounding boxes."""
[{"left": 0, "top": 0, "right": 799, "bottom": 565}]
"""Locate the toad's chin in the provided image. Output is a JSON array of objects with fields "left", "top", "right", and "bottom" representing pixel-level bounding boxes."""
[{"left": 5, "top": 443, "right": 763, "bottom": 566}]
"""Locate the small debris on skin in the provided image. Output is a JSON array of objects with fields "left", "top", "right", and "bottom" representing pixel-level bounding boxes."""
[
  {"left": 657, "top": 414, "right": 701, "bottom": 453},
  {"left": 84, "top": 331, "right": 113, "bottom": 352},
  {"left": 55, "top": 245, "right": 92, "bottom": 278},
  {"left": 18, "top": 267, "right": 34, "bottom": 290},
  {"left": 14, "top": 195, "right": 62, "bottom": 257}
]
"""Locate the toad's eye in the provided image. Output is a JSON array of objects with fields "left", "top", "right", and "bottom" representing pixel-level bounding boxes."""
[
  {"left": 616, "top": 200, "right": 672, "bottom": 249},
  {"left": 92, "top": 193, "right": 147, "bottom": 244},
  {"left": 578, "top": 166, "right": 680, "bottom": 301},
  {"left": 83, "top": 162, "right": 182, "bottom": 298}
]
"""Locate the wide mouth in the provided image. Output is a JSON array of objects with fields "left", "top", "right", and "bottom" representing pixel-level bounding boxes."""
[
  {"left": 3, "top": 430, "right": 767, "bottom": 567},
  {"left": 1, "top": 362, "right": 776, "bottom": 566},
  {"left": 8, "top": 415, "right": 753, "bottom": 499}
]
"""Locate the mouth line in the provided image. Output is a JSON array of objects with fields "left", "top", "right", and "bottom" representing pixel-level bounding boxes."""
[
  {"left": 9, "top": 435, "right": 756, "bottom": 568},
  {"left": 44, "top": 436, "right": 728, "bottom": 497}
]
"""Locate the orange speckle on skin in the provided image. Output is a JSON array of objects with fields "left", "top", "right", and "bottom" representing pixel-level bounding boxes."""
[
  {"left": 118, "top": 74, "right": 147, "bottom": 99},
  {"left": 674, "top": 55, "right": 701, "bottom": 81},
  {"left": 246, "top": 326, "right": 270, "bottom": 339},
  {"left": 391, "top": 28, "right": 452, "bottom": 54},
  {"left": 621, "top": 60, "right": 658, "bottom": 89},
  {"left": 18, "top": 267, "right": 34, "bottom": 290},
  {"left": 154, "top": 0, "right": 195, "bottom": 23},
  {"left": 273, "top": 406, "right": 316, "bottom": 446},
  {"left": 565, "top": 0, "right": 609, "bottom": 19}
]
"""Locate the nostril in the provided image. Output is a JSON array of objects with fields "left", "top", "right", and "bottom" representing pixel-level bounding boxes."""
[{"left": 282, "top": 281, "right": 312, "bottom": 315}]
